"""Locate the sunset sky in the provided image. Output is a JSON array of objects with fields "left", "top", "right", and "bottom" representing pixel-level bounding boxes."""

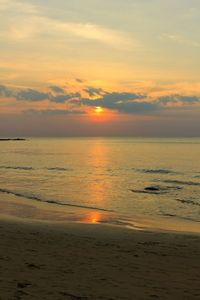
[{"left": 0, "top": 0, "right": 200, "bottom": 136}]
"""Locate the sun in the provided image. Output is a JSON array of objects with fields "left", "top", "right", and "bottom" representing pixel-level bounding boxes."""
[
  {"left": 88, "top": 106, "right": 116, "bottom": 122},
  {"left": 95, "top": 106, "right": 104, "bottom": 113}
]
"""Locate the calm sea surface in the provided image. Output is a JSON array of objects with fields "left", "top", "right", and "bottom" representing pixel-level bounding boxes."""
[{"left": 0, "top": 138, "right": 200, "bottom": 231}]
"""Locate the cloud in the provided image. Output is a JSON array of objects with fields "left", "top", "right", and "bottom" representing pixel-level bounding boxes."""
[
  {"left": 0, "top": 0, "right": 37, "bottom": 14},
  {"left": 25, "top": 109, "right": 86, "bottom": 116},
  {"left": 16, "top": 89, "right": 49, "bottom": 101},
  {"left": 72, "top": 92, "right": 158, "bottom": 114},
  {"left": 2, "top": 15, "right": 135, "bottom": 49},
  {"left": 0, "top": 84, "right": 80, "bottom": 102},
  {"left": 98, "top": 92, "right": 145, "bottom": 102},
  {"left": 108, "top": 100, "right": 159, "bottom": 114},
  {"left": 76, "top": 78, "right": 84, "bottom": 83},
  {"left": 74, "top": 91, "right": 145, "bottom": 107},
  {"left": 49, "top": 86, "right": 65, "bottom": 94},
  {"left": 55, "top": 20, "right": 130, "bottom": 47},
  {"left": 0, "top": 84, "right": 13, "bottom": 97},
  {"left": 1, "top": 83, "right": 200, "bottom": 115},
  {"left": 51, "top": 92, "right": 81, "bottom": 103},
  {"left": 161, "top": 34, "right": 200, "bottom": 48},
  {"left": 180, "top": 96, "right": 200, "bottom": 103},
  {"left": 84, "top": 87, "right": 106, "bottom": 97},
  {"left": 157, "top": 95, "right": 200, "bottom": 105},
  {"left": 72, "top": 91, "right": 200, "bottom": 114}
]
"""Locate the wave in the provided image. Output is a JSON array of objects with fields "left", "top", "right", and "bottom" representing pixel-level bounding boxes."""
[
  {"left": 0, "top": 166, "right": 34, "bottom": 171},
  {"left": 160, "top": 212, "right": 200, "bottom": 223},
  {"left": 175, "top": 199, "right": 200, "bottom": 207},
  {"left": 136, "top": 168, "right": 175, "bottom": 175},
  {"left": 99, "top": 219, "right": 135, "bottom": 228},
  {"left": 157, "top": 179, "right": 200, "bottom": 186},
  {"left": 46, "top": 167, "right": 71, "bottom": 171},
  {"left": 0, "top": 166, "right": 72, "bottom": 172},
  {"left": 0, "top": 188, "right": 113, "bottom": 212}
]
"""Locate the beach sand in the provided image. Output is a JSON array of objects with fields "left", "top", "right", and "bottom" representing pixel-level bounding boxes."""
[{"left": 0, "top": 218, "right": 200, "bottom": 300}]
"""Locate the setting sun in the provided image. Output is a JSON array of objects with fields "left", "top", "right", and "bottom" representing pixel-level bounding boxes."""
[{"left": 95, "top": 106, "right": 104, "bottom": 114}]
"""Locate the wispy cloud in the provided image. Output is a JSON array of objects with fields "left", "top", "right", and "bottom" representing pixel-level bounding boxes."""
[
  {"left": 0, "top": 0, "right": 37, "bottom": 14},
  {"left": 84, "top": 87, "right": 106, "bottom": 97},
  {"left": 161, "top": 33, "right": 200, "bottom": 48},
  {"left": 0, "top": 85, "right": 80, "bottom": 102},
  {"left": 0, "top": 0, "right": 137, "bottom": 50},
  {"left": 157, "top": 95, "right": 200, "bottom": 106},
  {"left": 49, "top": 86, "right": 65, "bottom": 94},
  {"left": 25, "top": 109, "right": 86, "bottom": 116},
  {"left": 2, "top": 14, "right": 136, "bottom": 49}
]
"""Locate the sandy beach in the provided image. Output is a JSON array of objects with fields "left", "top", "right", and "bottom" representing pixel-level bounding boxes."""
[{"left": 0, "top": 217, "right": 200, "bottom": 300}]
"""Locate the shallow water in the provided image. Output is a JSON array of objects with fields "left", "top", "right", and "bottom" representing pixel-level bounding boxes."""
[{"left": 0, "top": 137, "right": 200, "bottom": 231}]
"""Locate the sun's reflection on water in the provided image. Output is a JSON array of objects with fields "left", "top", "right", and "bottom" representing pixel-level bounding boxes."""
[
  {"left": 87, "top": 140, "right": 110, "bottom": 206},
  {"left": 81, "top": 211, "right": 102, "bottom": 224}
]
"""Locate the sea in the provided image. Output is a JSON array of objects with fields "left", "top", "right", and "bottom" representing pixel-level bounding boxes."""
[{"left": 0, "top": 137, "right": 200, "bottom": 232}]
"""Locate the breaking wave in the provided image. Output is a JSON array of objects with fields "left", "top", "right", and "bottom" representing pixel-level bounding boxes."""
[
  {"left": 0, "top": 166, "right": 34, "bottom": 171},
  {"left": 160, "top": 212, "right": 200, "bottom": 223},
  {"left": 0, "top": 188, "right": 113, "bottom": 212},
  {"left": 136, "top": 168, "right": 175, "bottom": 175},
  {"left": 175, "top": 198, "right": 200, "bottom": 207},
  {"left": 157, "top": 179, "right": 200, "bottom": 186},
  {"left": 0, "top": 165, "right": 72, "bottom": 172},
  {"left": 46, "top": 167, "right": 71, "bottom": 171}
]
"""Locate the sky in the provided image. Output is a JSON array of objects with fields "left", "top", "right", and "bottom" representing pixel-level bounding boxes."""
[{"left": 0, "top": 0, "right": 200, "bottom": 136}]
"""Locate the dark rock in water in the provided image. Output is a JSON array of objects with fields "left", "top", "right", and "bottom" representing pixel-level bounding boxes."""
[
  {"left": 131, "top": 185, "right": 169, "bottom": 195},
  {"left": 145, "top": 186, "right": 160, "bottom": 191},
  {"left": 131, "top": 188, "right": 165, "bottom": 195},
  {"left": 161, "top": 213, "right": 177, "bottom": 217},
  {"left": 131, "top": 184, "right": 183, "bottom": 195}
]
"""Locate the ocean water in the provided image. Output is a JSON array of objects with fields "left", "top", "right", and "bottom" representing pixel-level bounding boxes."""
[{"left": 0, "top": 137, "right": 200, "bottom": 231}]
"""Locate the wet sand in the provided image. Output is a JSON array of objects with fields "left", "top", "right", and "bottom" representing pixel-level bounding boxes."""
[{"left": 0, "top": 217, "right": 200, "bottom": 300}]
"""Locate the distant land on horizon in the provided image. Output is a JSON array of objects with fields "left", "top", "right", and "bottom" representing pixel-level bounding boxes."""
[
  {"left": 1, "top": 136, "right": 200, "bottom": 139},
  {"left": 0, "top": 138, "right": 26, "bottom": 141}
]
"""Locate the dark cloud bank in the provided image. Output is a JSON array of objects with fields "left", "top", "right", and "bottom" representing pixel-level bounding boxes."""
[{"left": 0, "top": 84, "right": 200, "bottom": 115}]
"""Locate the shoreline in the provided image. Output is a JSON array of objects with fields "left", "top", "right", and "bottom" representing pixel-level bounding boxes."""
[
  {"left": 1, "top": 217, "right": 200, "bottom": 299},
  {"left": 0, "top": 191, "right": 200, "bottom": 236}
]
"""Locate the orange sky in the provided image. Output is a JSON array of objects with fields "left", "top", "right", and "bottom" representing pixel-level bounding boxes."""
[{"left": 0, "top": 0, "right": 200, "bottom": 136}]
